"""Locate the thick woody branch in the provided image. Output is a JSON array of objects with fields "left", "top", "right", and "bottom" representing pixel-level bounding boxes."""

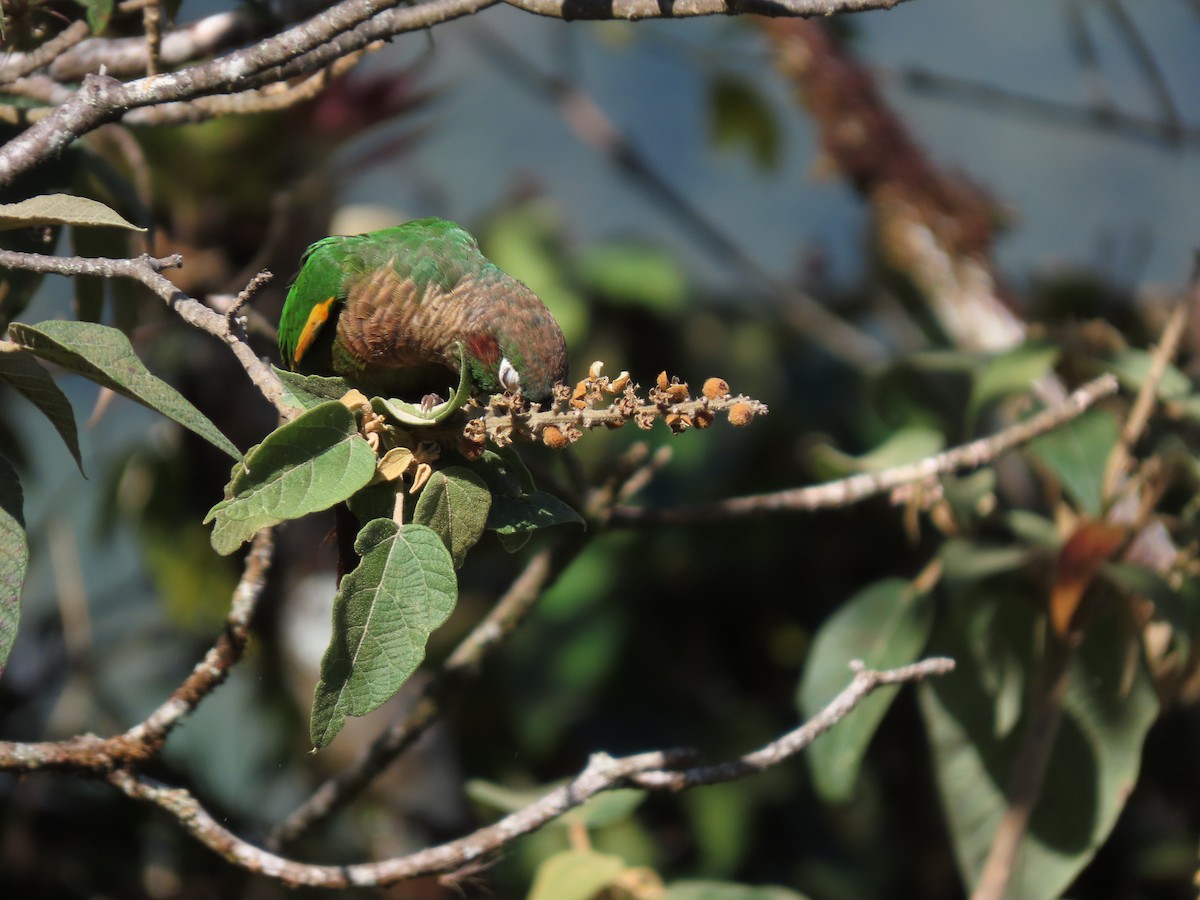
[
  {"left": 611, "top": 374, "right": 1118, "bottom": 525},
  {"left": 0, "top": 529, "right": 273, "bottom": 773},
  {"left": 111, "top": 657, "right": 954, "bottom": 888},
  {"left": 0, "top": 250, "right": 291, "bottom": 417},
  {"left": 0, "top": 21, "right": 92, "bottom": 86}
]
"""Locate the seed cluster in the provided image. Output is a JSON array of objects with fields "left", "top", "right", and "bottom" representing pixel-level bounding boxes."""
[{"left": 452, "top": 361, "right": 769, "bottom": 457}]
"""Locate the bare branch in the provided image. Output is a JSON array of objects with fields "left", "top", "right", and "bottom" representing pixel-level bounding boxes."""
[
  {"left": 0, "top": 21, "right": 91, "bottom": 86},
  {"left": 110, "top": 658, "right": 953, "bottom": 888},
  {"left": 503, "top": 0, "right": 916, "bottom": 19},
  {"left": 0, "top": 529, "right": 274, "bottom": 773},
  {"left": 611, "top": 374, "right": 1119, "bottom": 525},
  {"left": 0, "top": 250, "right": 292, "bottom": 418},
  {"left": 0, "top": 0, "right": 496, "bottom": 189},
  {"left": 633, "top": 656, "right": 956, "bottom": 790}
]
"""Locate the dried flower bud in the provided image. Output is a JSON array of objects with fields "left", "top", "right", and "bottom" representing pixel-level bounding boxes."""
[
  {"left": 728, "top": 402, "right": 754, "bottom": 427},
  {"left": 702, "top": 377, "right": 730, "bottom": 400},
  {"left": 666, "top": 383, "right": 690, "bottom": 403},
  {"left": 552, "top": 382, "right": 572, "bottom": 404},
  {"left": 608, "top": 371, "right": 631, "bottom": 393},
  {"left": 589, "top": 360, "right": 605, "bottom": 380},
  {"left": 570, "top": 379, "right": 589, "bottom": 410},
  {"left": 635, "top": 410, "right": 657, "bottom": 430},
  {"left": 542, "top": 425, "right": 568, "bottom": 449},
  {"left": 656, "top": 371, "right": 670, "bottom": 391},
  {"left": 666, "top": 413, "right": 692, "bottom": 433},
  {"left": 694, "top": 410, "right": 714, "bottom": 429}
]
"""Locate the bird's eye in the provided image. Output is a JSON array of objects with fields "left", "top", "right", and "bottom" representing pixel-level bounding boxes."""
[{"left": 499, "top": 357, "right": 521, "bottom": 393}]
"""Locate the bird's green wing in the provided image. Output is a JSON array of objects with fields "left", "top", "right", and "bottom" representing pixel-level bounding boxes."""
[{"left": 278, "top": 235, "right": 353, "bottom": 371}]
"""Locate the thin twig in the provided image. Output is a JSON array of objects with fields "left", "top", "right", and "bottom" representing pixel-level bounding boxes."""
[
  {"left": 0, "top": 529, "right": 274, "bottom": 772},
  {"left": 112, "top": 657, "right": 953, "bottom": 888},
  {"left": 0, "top": 250, "right": 292, "bottom": 418},
  {"left": 611, "top": 374, "right": 1118, "bottom": 525},
  {"left": 1098, "top": 0, "right": 1182, "bottom": 139},
  {"left": 226, "top": 269, "right": 273, "bottom": 335},
  {"left": 1102, "top": 291, "right": 1192, "bottom": 500},
  {"left": 0, "top": 20, "right": 91, "bottom": 86}
]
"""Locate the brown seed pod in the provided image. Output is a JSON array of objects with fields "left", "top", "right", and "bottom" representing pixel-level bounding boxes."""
[
  {"left": 694, "top": 410, "right": 714, "bottom": 429},
  {"left": 702, "top": 377, "right": 730, "bottom": 400},
  {"left": 656, "top": 370, "right": 670, "bottom": 391},
  {"left": 666, "top": 383, "right": 690, "bottom": 403},
  {"left": 728, "top": 402, "right": 754, "bottom": 427},
  {"left": 542, "top": 425, "right": 569, "bottom": 449},
  {"left": 666, "top": 413, "right": 692, "bottom": 433}
]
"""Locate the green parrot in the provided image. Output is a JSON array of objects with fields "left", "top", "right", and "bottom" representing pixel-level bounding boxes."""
[{"left": 278, "top": 218, "right": 569, "bottom": 404}]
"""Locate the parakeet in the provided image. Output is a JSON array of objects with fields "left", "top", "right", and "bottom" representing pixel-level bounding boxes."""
[{"left": 278, "top": 218, "right": 569, "bottom": 403}]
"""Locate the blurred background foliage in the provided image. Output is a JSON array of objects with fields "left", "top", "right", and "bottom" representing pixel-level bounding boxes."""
[{"left": 2, "top": 0, "right": 1200, "bottom": 897}]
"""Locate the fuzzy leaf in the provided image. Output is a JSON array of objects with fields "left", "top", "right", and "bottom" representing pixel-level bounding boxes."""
[
  {"left": 489, "top": 491, "right": 584, "bottom": 536},
  {"left": 413, "top": 467, "right": 491, "bottom": 568},
  {"left": 0, "top": 454, "right": 25, "bottom": 673},
  {"left": 205, "top": 401, "right": 376, "bottom": 555},
  {"left": 0, "top": 194, "right": 144, "bottom": 231},
  {"left": 310, "top": 521, "right": 456, "bottom": 749},
  {"left": 10, "top": 321, "right": 239, "bottom": 460},
  {"left": 798, "top": 576, "right": 935, "bottom": 802},
  {"left": 274, "top": 369, "right": 354, "bottom": 411},
  {"left": 0, "top": 344, "right": 83, "bottom": 473},
  {"left": 528, "top": 848, "right": 627, "bottom": 900}
]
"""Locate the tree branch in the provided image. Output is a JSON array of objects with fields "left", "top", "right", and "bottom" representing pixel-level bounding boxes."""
[
  {"left": 0, "top": 250, "right": 292, "bottom": 418},
  {"left": 0, "top": 21, "right": 91, "bottom": 86},
  {"left": 109, "top": 657, "right": 954, "bottom": 888},
  {"left": 0, "top": 529, "right": 274, "bottom": 772},
  {"left": 503, "top": 0, "right": 915, "bottom": 19},
  {"left": 610, "top": 374, "right": 1119, "bottom": 525}
]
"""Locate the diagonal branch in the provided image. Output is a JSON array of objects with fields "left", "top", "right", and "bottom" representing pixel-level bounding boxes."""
[
  {"left": 0, "top": 529, "right": 274, "bottom": 772},
  {"left": 0, "top": 250, "right": 292, "bottom": 418},
  {"left": 610, "top": 374, "right": 1118, "bottom": 525},
  {"left": 109, "top": 657, "right": 954, "bottom": 888},
  {"left": 504, "top": 0, "right": 915, "bottom": 19}
]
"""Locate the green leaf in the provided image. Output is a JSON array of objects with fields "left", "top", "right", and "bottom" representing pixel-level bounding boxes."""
[
  {"left": 0, "top": 194, "right": 144, "bottom": 231},
  {"left": 665, "top": 882, "right": 809, "bottom": 900},
  {"left": 470, "top": 447, "right": 535, "bottom": 498},
  {"left": 919, "top": 605, "right": 1158, "bottom": 898},
  {"left": 939, "top": 538, "right": 1031, "bottom": 583},
  {"left": 1106, "top": 349, "right": 1191, "bottom": 401},
  {"left": 0, "top": 453, "right": 26, "bottom": 673},
  {"left": 0, "top": 344, "right": 83, "bottom": 473},
  {"left": 74, "top": 0, "right": 115, "bottom": 33},
  {"left": 968, "top": 342, "right": 1060, "bottom": 424},
  {"left": 798, "top": 576, "right": 935, "bottom": 802},
  {"left": 273, "top": 369, "right": 353, "bottom": 411},
  {"left": 413, "top": 467, "right": 491, "bottom": 568},
  {"left": 205, "top": 401, "right": 376, "bottom": 555},
  {"left": 810, "top": 425, "right": 945, "bottom": 481},
  {"left": 10, "top": 320, "right": 239, "bottom": 460},
  {"left": 575, "top": 242, "right": 687, "bottom": 314},
  {"left": 372, "top": 343, "right": 472, "bottom": 426},
  {"left": 310, "top": 521, "right": 456, "bottom": 749},
  {"left": 1027, "top": 408, "right": 1119, "bottom": 517},
  {"left": 489, "top": 491, "right": 584, "bottom": 536},
  {"left": 527, "top": 848, "right": 627, "bottom": 900},
  {"left": 708, "top": 74, "right": 783, "bottom": 171},
  {"left": 467, "top": 778, "right": 645, "bottom": 829}
]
